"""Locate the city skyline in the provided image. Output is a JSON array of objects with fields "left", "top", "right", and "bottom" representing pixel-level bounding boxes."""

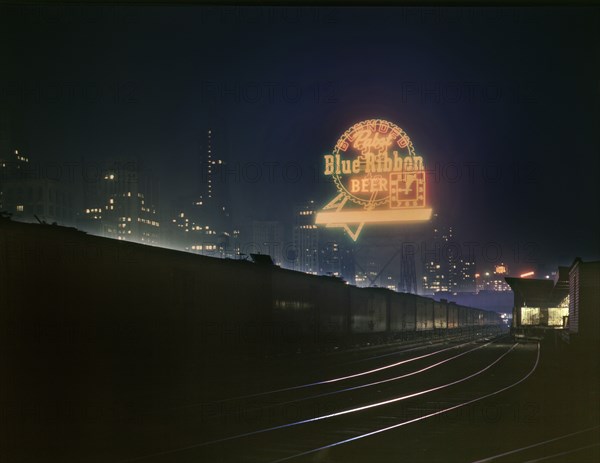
[
  {"left": 1, "top": 6, "right": 598, "bottom": 275},
  {"left": 0, "top": 134, "right": 593, "bottom": 293}
]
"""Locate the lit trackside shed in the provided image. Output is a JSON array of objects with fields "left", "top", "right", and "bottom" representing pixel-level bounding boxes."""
[{"left": 505, "top": 268, "right": 569, "bottom": 341}]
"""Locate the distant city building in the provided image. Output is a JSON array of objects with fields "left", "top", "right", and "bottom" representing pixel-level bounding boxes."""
[
  {"left": 422, "top": 215, "right": 475, "bottom": 295},
  {"left": 166, "top": 207, "right": 232, "bottom": 257},
  {"left": 0, "top": 149, "right": 75, "bottom": 225},
  {"left": 92, "top": 162, "right": 160, "bottom": 245},
  {"left": 379, "top": 270, "right": 399, "bottom": 291},
  {"left": 456, "top": 258, "right": 476, "bottom": 292},
  {"left": 354, "top": 269, "right": 367, "bottom": 287},
  {"left": 319, "top": 240, "right": 340, "bottom": 277},
  {"left": 230, "top": 228, "right": 242, "bottom": 259},
  {"left": 355, "top": 258, "right": 381, "bottom": 288},
  {"left": 293, "top": 200, "right": 319, "bottom": 274},
  {"left": 476, "top": 264, "right": 511, "bottom": 292},
  {"left": 318, "top": 230, "right": 355, "bottom": 284},
  {"left": 252, "top": 220, "right": 284, "bottom": 265},
  {"left": 189, "top": 216, "right": 218, "bottom": 254},
  {"left": 423, "top": 217, "right": 451, "bottom": 293}
]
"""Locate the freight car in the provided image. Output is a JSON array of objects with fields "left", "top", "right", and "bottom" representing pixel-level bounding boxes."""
[{"left": 268, "top": 263, "right": 503, "bottom": 344}]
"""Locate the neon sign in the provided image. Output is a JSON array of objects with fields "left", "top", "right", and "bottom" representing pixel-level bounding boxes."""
[{"left": 315, "top": 119, "right": 432, "bottom": 241}]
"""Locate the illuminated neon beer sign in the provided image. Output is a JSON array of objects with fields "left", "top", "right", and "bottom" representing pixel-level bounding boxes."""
[{"left": 315, "top": 119, "right": 432, "bottom": 240}]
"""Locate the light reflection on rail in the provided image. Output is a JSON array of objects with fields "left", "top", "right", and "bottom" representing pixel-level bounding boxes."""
[{"left": 271, "top": 342, "right": 540, "bottom": 463}]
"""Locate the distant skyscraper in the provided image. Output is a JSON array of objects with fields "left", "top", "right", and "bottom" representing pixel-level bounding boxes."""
[
  {"left": 423, "top": 216, "right": 452, "bottom": 293},
  {"left": 166, "top": 209, "right": 222, "bottom": 255},
  {"left": 96, "top": 162, "right": 160, "bottom": 245},
  {"left": 195, "top": 128, "right": 231, "bottom": 232},
  {"left": 421, "top": 214, "right": 475, "bottom": 294},
  {"left": 166, "top": 128, "right": 234, "bottom": 257},
  {"left": 200, "top": 129, "right": 218, "bottom": 201},
  {"left": 252, "top": 220, "right": 284, "bottom": 265},
  {"left": 293, "top": 200, "right": 319, "bottom": 274}
]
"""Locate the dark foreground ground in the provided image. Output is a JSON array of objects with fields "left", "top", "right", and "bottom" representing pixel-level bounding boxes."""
[{"left": 2, "top": 329, "right": 599, "bottom": 463}]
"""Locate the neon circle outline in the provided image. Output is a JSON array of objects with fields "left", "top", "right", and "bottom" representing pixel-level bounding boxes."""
[{"left": 331, "top": 119, "right": 418, "bottom": 207}]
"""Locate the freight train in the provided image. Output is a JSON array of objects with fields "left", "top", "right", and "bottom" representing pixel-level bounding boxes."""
[{"left": 0, "top": 218, "right": 503, "bottom": 355}]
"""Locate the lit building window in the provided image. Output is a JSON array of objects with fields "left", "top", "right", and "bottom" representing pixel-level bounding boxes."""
[
  {"left": 547, "top": 307, "right": 569, "bottom": 327},
  {"left": 521, "top": 307, "right": 540, "bottom": 325}
]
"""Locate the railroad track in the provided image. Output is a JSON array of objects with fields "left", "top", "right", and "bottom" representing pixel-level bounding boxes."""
[{"left": 117, "top": 334, "right": 552, "bottom": 463}]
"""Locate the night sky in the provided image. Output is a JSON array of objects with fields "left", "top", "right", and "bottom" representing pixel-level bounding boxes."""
[{"left": 1, "top": 5, "right": 599, "bottom": 274}]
